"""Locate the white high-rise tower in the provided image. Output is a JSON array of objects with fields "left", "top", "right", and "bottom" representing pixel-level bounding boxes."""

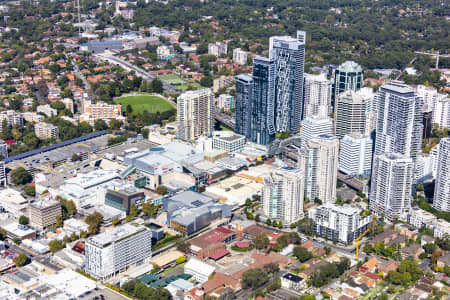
[
  {"left": 262, "top": 167, "right": 305, "bottom": 225},
  {"left": 433, "top": 138, "right": 450, "bottom": 212},
  {"left": 303, "top": 73, "right": 332, "bottom": 119}
]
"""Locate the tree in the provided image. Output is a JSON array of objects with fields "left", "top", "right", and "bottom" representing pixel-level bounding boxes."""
[
  {"left": 142, "top": 202, "right": 158, "bottom": 217},
  {"left": 14, "top": 253, "right": 27, "bottom": 267},
  {"left": 297, "top": 218, "right": 314, "bottom": 236},
  {"left": 176, "top": 256, "right": 186, "bottom": 264},
  {"left": 71, "top": 153, "right": 80, "bottom": 162},
  {"left": 266, "top": 277, "right": 281, "bottom": 292},
  {"left": 13, "top": 237, "right": 21, "bottom": 244},
  {"left": 1, "top": 119, "right": 11, "bottom": 140},
  {"left": 176, "top": 239, "right": 191, "bottom": 254},
  {"left": 0, "top": 229, "right": 6, "bottom": 240},
  {"left": 19, "top": 215, "right": 29, "bottom": 225},
  {"left": 156, "top": 185, "right": 167, "bottom": 195},
  {"left": 127, "top": 204, "right": 138, "bottom": 222},
  {"left": 109, "top": 118, "right": 122, "bottom": 130},
  {"left": 94, "top": 119, "right": 108, "bottom": 131},
  {"left": 151, "top": 78, "right": 164, "bottom": 93},
  {"left": 78, "top": 122, "right": 93, "bottom": 135},
  {"left": 424, "top": 243, "right": 436, "bottom": 254},
  {"left": 126, "top": 104, "right": 133, "bottom": 116},
  {"left": 200, "top": 76, "right": 213, "bottom": 87},
  {"left": 220, "top": 287, "right": 235, "bottom": 300},
  {"left": 254, "top": 234, "right": 269, "bottom": 249},
  {"left": 112, "top": 217, "right": 120, "bottom": 226},
  {"left": 48, "top": 240, "right": 64, "bottom": 253},
  {"left": 24, "top": 185, "right": 35, "bottom": 196},
  {"left": 242, "top": 268, "right": 269, "bottom": 289},
  {"left": 263, "top": 263, "right": 279, "bottom": 274},
  {"left": 85, "top": 211, "right": 103, "bottom": 234},
  {"left": 293, "top": 246, "right": 313, "bottom": 262},
  {"left": 10, "top": 167, "right": 32, "bottom": 185}
]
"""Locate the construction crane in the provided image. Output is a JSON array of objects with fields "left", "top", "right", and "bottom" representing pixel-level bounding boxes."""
[{"left": 355, "top": 228, "right": 370, "bottom": 260}]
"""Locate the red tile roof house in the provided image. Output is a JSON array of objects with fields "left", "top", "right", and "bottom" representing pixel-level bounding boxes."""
[{"left": 190, "top": 227, "right": 237, "bottom": 260}]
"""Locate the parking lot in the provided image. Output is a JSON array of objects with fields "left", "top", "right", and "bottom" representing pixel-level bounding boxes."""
[{"left": 80, "top": 287, "right": 129, "bottom": 300}]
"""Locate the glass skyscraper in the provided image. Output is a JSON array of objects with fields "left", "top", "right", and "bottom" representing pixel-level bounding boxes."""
[
  {"left": 332, "top": 61, "right": 363, "bottom": 107},
  {"left": 234, "top": 31, "right": 306, "bottom": 145}
]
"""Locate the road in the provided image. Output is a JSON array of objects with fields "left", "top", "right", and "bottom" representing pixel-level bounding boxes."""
[
  {"left": 4, "top": 240, "right": 62, "bottom": 271},
  {"left": 215, "top": 109, "right": 235, "bottom": 130},
  {"left": 94, "top": 53, "right": 176, "bottom": 94}
]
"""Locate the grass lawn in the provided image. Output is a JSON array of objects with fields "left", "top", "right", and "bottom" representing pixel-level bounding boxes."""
[
  {"left": 161, "top": 262, "right": 186, "bottom": 276},
  {"left": 158, "top": 74, "right": 186, "bottom": 85},
  {"left": 151, "top": 233, "right": 182, "bottom": 251},
  {"left": 115, "top": 94, "right": 174, "bottom": 114},
  {"left": 177, "top": 82, "right": 203, "bottom": 91}
]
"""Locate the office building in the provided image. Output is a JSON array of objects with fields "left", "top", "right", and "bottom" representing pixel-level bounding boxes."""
[
  {"left": 84, "top": 224, "right": 152, "bottom": 279},
  {"left": 250, "top": 56, "right": 276, "bottom": 145},
  {"left": 269, "top": 35, "right": 305, "bottom": 133},
  {"left": 303, "top": 73, "right": 332, "bottom": 119},
  {"left": 0, "top": 161, "right": 6, "bottom": 187},
  {"left": 374, "top": 82, "right": 423, "bottom": 160},
  {"left": 212, "top": 131, "right": 246, "bottom": 154},
  {"left": 208, "top": 42, "right": 228, "bottom": 57},
  {"left": 308, "top": 203, "right": 372, "bottom": 244},
  {"left": 262, "top": 167, "right": 305, "bottom": 225},
  {"left": 34, "top": 122, "right": 59, "bottom": 139},
  {"left": 370, "top": 153, "right": 413, "bottom": 221},
  {"left": 87, "top": 40, "right": 123, "bottom": 54},
  {"left": 0, "top": 139, "right": 7, "bottom": 159},
  {"left": 332, "top": 61, "right": 363, "bottom": 104},
  {"left": 235, "top": 74, "right": 253, "bottom": 138},
  {"left": 433, "top": 138, "right": 450, "bottom": 212},
  {"left": 233, "top": 48, "right": 248, "bottom": 65},
  {"left": 339, "top": 133, "right": 372, "bottom": 176},
  {"left": 0, "top": 110, "right": 23, "bottom": 128},
  {"left": 303, "top": 135, "right": 339, "bottom": 204},
  {"left": 177, "top": 89, "right": 214, "bottom": 141},
  {"left": 104, "top": 187, "right": 145, "bottom": 214},
  {"left": 29, "top": 199, "right": 62, "bottom": 231},
  {"left": 217, "top": 94, "right": 234, "bottom": 111},
  {"left": 335, "top": 90, "right": 368, "bottom": 139}
]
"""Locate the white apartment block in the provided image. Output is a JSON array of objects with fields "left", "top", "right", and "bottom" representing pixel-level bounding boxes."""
[
  {"left": 34, "top": 122, "right": 59, "bottom": 139},
  {"left": 300, "top": 116, "right": 334, "bottom": 143},
  {"left": 0, "top": 161, "right": 6, "bottom": 186},
  {"left": 213, "top": 76, "right": 235, "bottom": 93},
  {"left": 85, "top": 224, "right": 152, "bottom": 280},
  {"left": 303, "top": 73, "right": 332, "bottom": 119},
  {"left": 433, "top": 219, "right": 450, "bottom": 239},
  {"left": 407, "top": 207, "right": 450, "bottom": 238},
  {"left": 430, "top": 144, "right": 440, "bottom": 178},
  {"left": 370, "top": 153, "right": 413, "bottom": 221},
  {"left": 208, "top": 42, "right": 227, "bottom": 57},
  {"left": 339, "top": 133, "right": 372, "bottom": 176},
  {"left": 374, "top": 82, "right": 423, "bottom": 160},
  {"left": 212, "top": 131, "right": 245, "bottom": 154},
  {"left": 335, "top": 90, "right": 368, "bottom": 139},
  {"left": 262, "top": 167, "right": 305, "bottom": 225},
  {"left": 61, "top": 98, "right": 74, "bottom": 113},
  {"left": 157, "top": 45, "right": 171, "bottom": 59},
  {"left": 37, "top": 104, "right": 57, "bottom": 117},
  {"left": 432, "top": 95, "right": 450, "bottom": 129},
  {"left": 22, "top": 112, "right": 44, "bottom": 123},
  {"left": 309, "top": 203, "right": 372, "bottom": 244},
  {"left": 81, "top": 102, "right": 123, "bottom": 124},
  {"left": 303, "top": 134, "right": 339, "bottom": 204},
  {"left": 0, "top": 110, "right": 23, "bottom": 127},
  {"left": 433, "top": 137, "right": 450, "bottom": 212},
  {"left": 233, "top": 48, "right": 248, "bottom": 65},
  {"left": 177, "top": 88, "right": 214, "bottom": 141},
  {"left": 217, "top": 94, "right": 234, "bottom": 111},
  {"left": 0, "top": 140, "right": 7, "bottom": 159}
]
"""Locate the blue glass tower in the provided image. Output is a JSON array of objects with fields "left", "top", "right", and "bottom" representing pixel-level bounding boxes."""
[{"left": 251, "top": 57, "right": 276, "bottom": 145}]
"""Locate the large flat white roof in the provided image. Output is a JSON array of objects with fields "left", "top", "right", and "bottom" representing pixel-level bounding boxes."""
[{"left": 87, "top": 223, "right": 147, "bottom": 247}]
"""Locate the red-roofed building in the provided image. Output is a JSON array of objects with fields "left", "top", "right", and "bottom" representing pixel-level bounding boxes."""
[
  {"left": 209, "top": 249, "right": 230, "bottom": 261},
  {"left": 300, "top": 240, "right": 314, "bottom": 252},
  {"left": 234, "top": 241, "right": 251, "bottom": 249},
  {"left": 364, "top": 272, "right": 382, "bottom": 282},
  {"left": 190, "top": 227, "right": 237, "bottom": 259}
]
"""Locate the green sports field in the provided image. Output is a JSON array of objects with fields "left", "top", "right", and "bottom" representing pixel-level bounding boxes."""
[
  {"left": 158, "top": 74, "right": 186, "bottom": 85},
  {"left": 115, "top": 94, "right": 174, "bottom": 114}
]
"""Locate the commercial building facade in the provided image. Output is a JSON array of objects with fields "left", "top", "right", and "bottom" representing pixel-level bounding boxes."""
[
  {"left": 335, "top": 90, "right": 368, "bottom": 139},
  {"left": 300, "top": 116, "right": 334, "bottom": 142},
  {"left": 104, "top": 187, "right": 145, "bottom": 214},
  {"left": 262, "top": 167, "right": 305, "bottom": 225},
  {"left": 84, "top": 224, "right": 152, "bottom": 279},
  {"left": 177, "top": 89, "right": 214, "bottom": 141},
  {"left": 212, "top": 131, "right": 246, "bottom": 154},
  {"left": 309, "top": 203, "right": 372, "bottom": 244},
  {"left": 29, "top": 199, "right": 62, "bottom": 231},
  {"left": 332, "top": 61, "right": 363, "bottom": 105},
  {"left": 235, "top": 74, "right": 253, "bottom": 138}
]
